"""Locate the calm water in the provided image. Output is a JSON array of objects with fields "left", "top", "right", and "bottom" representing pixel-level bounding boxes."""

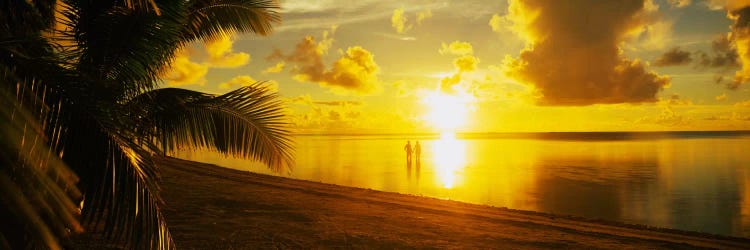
[{"left": 178, "top": 131, "right": 750, "bottom": 237}]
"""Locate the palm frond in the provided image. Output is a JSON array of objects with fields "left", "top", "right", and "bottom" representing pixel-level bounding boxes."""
[
  {"left": 124, "top": 0, "right": 162, "bottom": 15},
  {"left": 182, "top": 0, "right": 281, "bottom": 42},
  {"left": 59, "top": 102, "right": 174, "bottom": 249},
  {"left": 0, "top": 0, "right": 57, "bottom": 35},
  {"left": 0, "top": 73, "right": 82, "bottom": 250},
  {"left": 65, "top": 0, "right": 186, "bottom": 99},
  {"left": 88, "top": 135, "right": 173, "bottom": 249},
  {"left": 130, "top": 82, "right": 294, "bottom": 172}
]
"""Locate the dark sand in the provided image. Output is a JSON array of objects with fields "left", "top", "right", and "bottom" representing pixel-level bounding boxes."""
[{"left": 155, "top": 157, "right": 750, "bottom": 249}]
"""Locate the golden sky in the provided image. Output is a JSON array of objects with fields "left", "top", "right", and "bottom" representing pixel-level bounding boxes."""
[{"left": 164, "top": 0, "right": 750, "bottom": 133}]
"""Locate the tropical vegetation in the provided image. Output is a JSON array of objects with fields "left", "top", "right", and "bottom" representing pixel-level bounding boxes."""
[{"left": 0, "top": 0, "right": 292, "bottom": 249}]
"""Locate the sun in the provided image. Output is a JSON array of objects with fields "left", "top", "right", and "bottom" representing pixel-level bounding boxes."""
[{"left": 421, "top": 89, "right": 475, "bottom": 132}]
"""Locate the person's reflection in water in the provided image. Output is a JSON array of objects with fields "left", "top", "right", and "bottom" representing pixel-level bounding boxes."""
[
  {"left": 415, "top": 157, "right": 421, "bottom": 182},
  {"left": 415, "top": 141, "right": 422, "bottom": 163},
  {"left": 406, "top": 156, "right": 412, "bottom": 180}
]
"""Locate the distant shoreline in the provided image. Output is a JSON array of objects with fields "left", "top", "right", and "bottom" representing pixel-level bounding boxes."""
[
  {"left": 155, "top": 157, "right": 750, "bottom": 249},
  {"left": 292, "top": 130, "right": 750, "bottom": 141}
]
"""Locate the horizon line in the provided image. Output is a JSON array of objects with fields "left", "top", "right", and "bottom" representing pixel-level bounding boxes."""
[{"left": 292, "top": 130, "right": 750, "bottom": 136}]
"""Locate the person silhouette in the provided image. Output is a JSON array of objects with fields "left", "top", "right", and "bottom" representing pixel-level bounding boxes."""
[
  {"left": 415, "top": 141, "right": 422, "bottom": 161},
  {"left": 404, "top": 140, "right": 413, "bottom": 163}
]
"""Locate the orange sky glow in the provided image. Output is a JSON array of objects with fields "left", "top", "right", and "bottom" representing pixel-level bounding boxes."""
[{"left": 164, "top": 0, "right": 750, "bottom": 133}]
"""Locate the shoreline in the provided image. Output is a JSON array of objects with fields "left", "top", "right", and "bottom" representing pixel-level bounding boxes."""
[{"left": 157, "top": 157, "right": 750, "bottom": 249}]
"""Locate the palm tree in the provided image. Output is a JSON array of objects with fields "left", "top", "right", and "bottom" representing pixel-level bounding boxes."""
[{"left": 1, "top": 0, "right": 292, "bottom": 249}]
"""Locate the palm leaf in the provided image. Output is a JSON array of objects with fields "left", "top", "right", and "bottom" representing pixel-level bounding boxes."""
[
  {"left": 182, "top": 0, "right": 281, "bottom": 42},
  {"left": 130, "top": 82, "right": 294, "bottom": 172},
  {"left": 58, "top": 98, "right": 175, "bottom": 249},
  {"left": 0, "top": 0, "right": 57, "bottom": 35},
  {"left": 123, "top": 0, "right": 162, "bottom": 15},
  {"left": 64, "top": 0, "right": 187, "bottom": 99},
  {"left": 0, "top": 72, "right": 82, "bottom": 250}
]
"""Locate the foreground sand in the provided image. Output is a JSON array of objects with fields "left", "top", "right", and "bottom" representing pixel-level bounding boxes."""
[{"left": 157, "top": 157, "right": 750, "bottom": 249}]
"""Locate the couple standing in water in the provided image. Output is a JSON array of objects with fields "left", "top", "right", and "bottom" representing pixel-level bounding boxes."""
[{"left": 404, "top": 140, "right": 421, "bottom": 163}]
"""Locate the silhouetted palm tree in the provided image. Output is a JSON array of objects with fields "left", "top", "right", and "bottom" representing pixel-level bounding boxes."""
[{"left": 1, "top": 0, "right": 291, "bottom": 249}]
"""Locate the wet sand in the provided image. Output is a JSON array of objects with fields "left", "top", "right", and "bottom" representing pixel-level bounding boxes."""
[{"left": 157, "top": 157, "right": 750, "bottom": 249}]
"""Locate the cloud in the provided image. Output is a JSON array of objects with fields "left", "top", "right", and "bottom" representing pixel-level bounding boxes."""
[
  {"left": 656, "top": 107, "right": 690, "bottom": 125},
  {"left": 393, "top": 80, "right": 408, "bottom": 97},
  {"left": 328, "top": 110, "right": 342, "bottom": 121},
  {"left": 416, "top": 9, "right": 433, "bottom": 25},
  {"left": 628, "top": 13, "right": 674, "bottom": 51},
  {"left": 667, "top": 0, "right": 691, "bottom": 8},
  {"left": 280, "top": 0, "right": 346, "bottom": 13},
  {"left": 663, "top": 93, "right": 693, "bottom": 106},
  {"left": 286, "top": 94, "right": 314, "bottom": 105},
  {"left": 163, "top": 34, "right": 252, "bottom": 86},
  {"left": 204, "top": 33, "right": 250, "bottom": 68},
  {"left": 501, "top": 0, "right": 670, "bottom": 106},
  {"left": 706, "top": 0, "right": 750, "bottom": 11},
  {"left": 391, "top": 7, "right": 433, "bottom": 34},
  {"left": 323, "top": 46, "right": 381, "bottom": 94},
  {"left": 392, "top": 80, "right": 420, "bottom": 97},
  {"left": 275, "top": 1, "right": 443, "bottom": 33},
  {"left": 735, "top": 100, "right": 750, "bottom": 107},
  {"left": 654, "top": 47, "right": 692, "bottom": 66},
  {"left": 345, "top": 110, "right": 361, "bottom": 119},
  {"left": 489, "top": 14, "right": 506, "bottom": 33},
  {"left": 391, "top": 7, "right": 412, "bottom": 34},
  {"left": 716, "top": 93, "right": 728, "bottom": 101},
  {"left": 218, "top": 75, "right": 279, "bottom": 91},
  {"left": 727, "top": 5, "right": 750, "bottom": 89},
  {"left": 164, "top": 49, "right": 209, "bottom": 86},
  {"left": 636, "top": 105, "right": 690, "bottom": 127},
  {"left": 272, "top": 30, "right": 382, "bottom": 95},
  {"left": 374, "top": 32, "right": 417, "bottom": 41},
  {"left": 697, "top": 34, "right": 739, "bottom": 68},
  {"left": 703, "top": 1, "right": 750, "bottom": 88},
  {"left": 436, "top": 41, "right": 480, "bottom": 93},
  {"left": 218, "top": 75, "right": 256, "bottom": 89},
  {"left": 314, "top": 100, "right": 362, "bottom": 106},
  {"left": 287, "top": 94, "right": 361, "bottom": 107},
  {"left": 453, "top": 55, "right": 479, "bottom": 72},
  {"left": 263, "top": 62, "right": 285, "bottom": 74},
  {"left": 285, "top": 94, "right": 368, "bottom": 132},
  {"left": 704, "top": 112, "right": 750, "bottom": 121},
  {"left": 439, "top": 41, "right": 474, "bottom": 56}
]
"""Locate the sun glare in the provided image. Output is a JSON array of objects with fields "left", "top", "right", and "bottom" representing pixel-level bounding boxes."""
[
  {"left": 422, "top": 90, "right": 475, "bottom": 132},
  {"left": 422, "top": 88, "right": 474, "bottom": 189},
  {"left": 432, "top": 133, "right": 467, "bottom": 188}
]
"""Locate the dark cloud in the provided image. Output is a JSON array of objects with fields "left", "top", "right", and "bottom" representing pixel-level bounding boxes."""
[
  {"left": 702, "top": 2, "right": 750, "bottom": 89},
  {"left": 667, "top": 0, "right": 691, "bottom": 8},
  {"left": 728, "top": 6, "right": 750, "bottom": 89},
  {"left": 502, "top": 0, "right": 670, "bottom": 106},
  {"left": 328, "top": 110, "right": 342, "bottom": 121},
  {"left": 664, "top": 93, "right": 692, "bottom": 106},
  {"left": 653, "top": 47, "right": 692, "bottom": 67},
  {"left": 696, "top": 35, "right": 739, "bottom": 68}
]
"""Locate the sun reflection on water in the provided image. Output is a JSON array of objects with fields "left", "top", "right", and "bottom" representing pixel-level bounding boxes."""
[{"left": 432, "top": 132, "right": 467, "bottom": 188}]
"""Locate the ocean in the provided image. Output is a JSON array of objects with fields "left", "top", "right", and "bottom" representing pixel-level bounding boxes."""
[{"left": 178, "top": 131, "right": 750, "bottom": 237}]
